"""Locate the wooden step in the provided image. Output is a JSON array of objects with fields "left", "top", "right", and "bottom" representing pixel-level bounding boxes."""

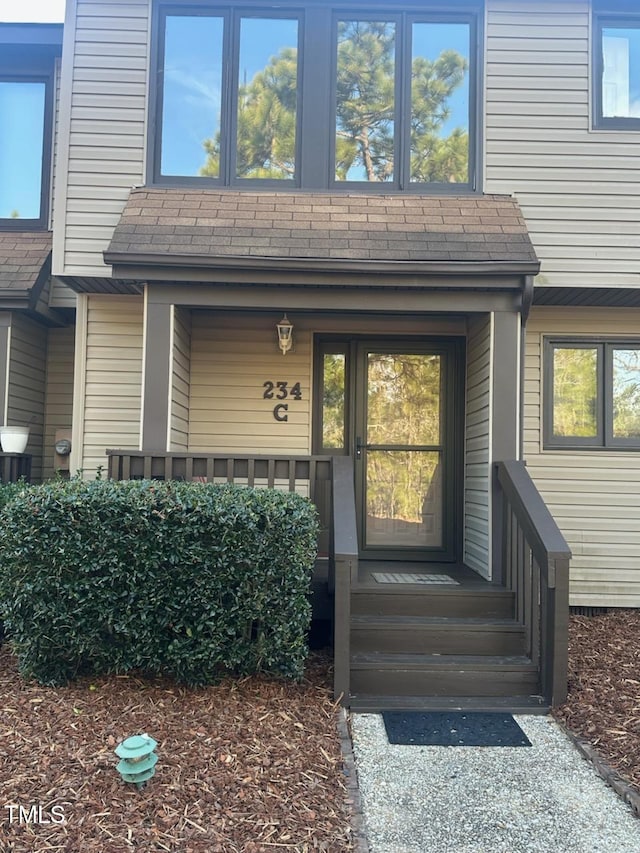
[
  {"left": 350, "top": 653, "right": 539, "bottom": 698},
  {"left": 351, "top": 587, "right": 515, "bottom": 619},
  {"left": 348, "top": 694, "right": 548, "bottom": 713},
  {"left": 350, "top": 615, "right": 526, "bottom": 656}
]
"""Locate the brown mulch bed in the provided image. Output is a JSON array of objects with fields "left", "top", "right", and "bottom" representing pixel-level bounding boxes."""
[
  {"left": 2, "top": 610, "right": 639, "bottom": 851},
  {"left": 0, "top": 648, "right": 353, "bottom": 853},
  {"left": 554, "top": 609, "right": 640, "bottom": 796}
]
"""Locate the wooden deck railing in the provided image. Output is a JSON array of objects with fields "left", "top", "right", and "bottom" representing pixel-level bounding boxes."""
[
  {"left": 106, "top": 450, "right": 358, "bottom": 704},
  {"left": 0, "top": 453, "right": 31, "bottom": 483},
  {"left": 497, "top": 460, "right": 571, "bottom": 706}
]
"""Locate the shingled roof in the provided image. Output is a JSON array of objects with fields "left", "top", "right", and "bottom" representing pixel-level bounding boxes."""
[
  {"left": 0, "top": 231, "right": 52, "bottom": 294},
  {"left": 104, "top": 188, "right": 538, "bottom": 274}
]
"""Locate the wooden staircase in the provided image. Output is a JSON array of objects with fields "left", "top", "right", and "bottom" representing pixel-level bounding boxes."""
[{"left": 345, "top": 568, "right": 547, "bottom": 712}]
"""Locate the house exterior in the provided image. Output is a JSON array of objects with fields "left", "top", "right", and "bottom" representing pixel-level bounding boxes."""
[{"left": 2, "top": 0, "right": 639, "bottom": 706}]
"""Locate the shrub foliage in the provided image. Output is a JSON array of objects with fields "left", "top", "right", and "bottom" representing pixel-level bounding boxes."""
[{"left": 0, "top": 479, "right": 318, "bottom": 685}]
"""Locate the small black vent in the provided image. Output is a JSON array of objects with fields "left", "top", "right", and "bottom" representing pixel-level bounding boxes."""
[{"left": 570, "top": 606, "right": 609, "bottom": 617}]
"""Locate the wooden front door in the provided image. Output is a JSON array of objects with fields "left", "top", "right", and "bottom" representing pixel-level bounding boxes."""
[{"left": 314, "top": 337, "right": 463, "bottom": 562}]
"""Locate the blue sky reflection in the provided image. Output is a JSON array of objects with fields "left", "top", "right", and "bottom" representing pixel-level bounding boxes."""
[
  {"left": 0, "top": 81, "right": 45, "bottom": 219},
  {"left": 161, "top": 15, "right": 224, "bottom": 176}
]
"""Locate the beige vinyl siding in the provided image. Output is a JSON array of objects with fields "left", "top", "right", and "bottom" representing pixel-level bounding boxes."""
[
  {"left": 82, "top": 295, "right": 143, "bottom": 474},
  {"left": 42, "top": 325, "right": 75, "bottom": 480},
  {"left": 170, "top": 307, "right": 191, "bottom": 451},
  {"left": 189, "top": 313, "right": 312, "bottom": 455},
  {"left": 55, "top": 0, "right": 149, "bottom": 277},
  {"left": 6, "top": 316, "right": 47, "bottom": 482},
  {"left": 485, "top": 0, "right": 640, "bottom": 288},
  {"left": 524, "top": 307, "right": 640, "bottom": 606},
  {"left": 464, "top": 314, "right": 492, "bottom": 579}
]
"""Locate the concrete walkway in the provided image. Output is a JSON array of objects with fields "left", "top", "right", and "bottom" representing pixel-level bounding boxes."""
[{"left": 350, "top": 713, "right": 640, "bottom": 853}]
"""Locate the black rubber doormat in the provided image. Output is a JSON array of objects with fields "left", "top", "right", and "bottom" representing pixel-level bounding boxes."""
[{"left": 382, "top": 711, "right": 532, "bottom": 747}]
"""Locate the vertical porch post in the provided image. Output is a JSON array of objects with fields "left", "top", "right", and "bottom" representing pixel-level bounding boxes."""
[
  {"left": 0, "top": 313, "right": 9, "bottom": 426},
  {"left": 141, "top": 289, "right": 173, "bottom": 452},
  {"left": 491, "top": 310, "right": 521, "bottom": 585}
]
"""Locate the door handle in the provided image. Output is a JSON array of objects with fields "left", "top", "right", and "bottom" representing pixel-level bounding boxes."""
[{"left": 355, "top": 436, "right": 369, "bottom": 459}]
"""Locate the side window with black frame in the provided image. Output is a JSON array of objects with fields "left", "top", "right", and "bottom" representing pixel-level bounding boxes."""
[
  {"left": 314, "top": 343, "right": 349, "bottom": 454},
  {"left": 0, "top": 77, "right": 51, "bottom": 228},
  {"left": 545, "top": 340, "right": 640, "bottom": 449},
  {"left": 593, "top": 5, "right": 640, "bottom": 130}
]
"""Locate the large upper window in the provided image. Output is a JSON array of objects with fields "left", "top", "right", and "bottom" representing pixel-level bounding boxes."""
[
  {"left": 152, "top": 3, "right": 478, "bottom": 191},
  {"left": 156, "top": 8, "right": 300, "bottom": 184},
  {"left": 545, "top": 340, "right": 640, "bottom": 449},
  {"left": 593, "top": 11, "right": 640, "bottom": 130},
  {"left": 0, "top": 78, "right": 49, "bottom": 227},
  {"left": 334, "top": 17, "right": 471, "bottom": 186}
]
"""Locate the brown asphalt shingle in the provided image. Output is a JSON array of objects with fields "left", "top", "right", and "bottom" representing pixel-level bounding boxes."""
[
  {"left": 0, "top": 231, "right": 52, "bottom": 292},
  {"left": 105, "top": 189, "right": 538, "bottom": 267}
]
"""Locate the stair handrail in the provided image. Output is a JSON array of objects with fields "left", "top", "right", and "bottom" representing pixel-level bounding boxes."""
[
  {"left": 497, "top": 459, "right": 571, "bottom": 706},
  {"left": 330, "top": 455, "right": 358, "bottom": 704}
]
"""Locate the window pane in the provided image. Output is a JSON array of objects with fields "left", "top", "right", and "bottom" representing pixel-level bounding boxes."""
[
  {"left": 552, "top": 347, "right": 599, "bottom": 438},
  {"left": 0, "top": 82, "right": 45, "bottom": 219},
  {"left": 602, "top": 27, "right": 640, "bottom": 119},
  {"left": 335, "top": 20, "right": 396, "bottom": 182},
  {"left": 367, "top": 353, "right": 440, "bottom": 446},
  {"left": 366, "top": 450, "right": 442, "bottom": 548},
  {"left": 612, "top": 348, "right": 640, "bottom": 439},
  {"left": 161, "top": 15, "right": 224, "bottom": 177},
  {"left": 236, "top": 18, "right": 298, "bottom": 180},
  {"left": 322, "top": 353, "right": 346, "bottom": 449},
  {"left": 411, "top": 23, "right": 470, "bottom": 183}
]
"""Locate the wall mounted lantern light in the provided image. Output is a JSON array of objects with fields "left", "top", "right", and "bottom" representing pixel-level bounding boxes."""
[{"left": 276, "top": 314, "right": 293, "bottom": 355}]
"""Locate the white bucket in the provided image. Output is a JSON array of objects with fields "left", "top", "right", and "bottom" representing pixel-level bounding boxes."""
[{"left": 0, "top": 426, "right": 30, "bottom": 454}]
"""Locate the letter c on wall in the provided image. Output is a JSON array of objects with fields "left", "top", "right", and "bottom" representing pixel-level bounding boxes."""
[{"left": 273, "top": 403, "right": 289, "bottom": 422}]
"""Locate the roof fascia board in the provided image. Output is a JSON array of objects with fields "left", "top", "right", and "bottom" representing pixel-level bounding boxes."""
[{"left": 104, "top": 252, "right": 539, "bottom": 280}]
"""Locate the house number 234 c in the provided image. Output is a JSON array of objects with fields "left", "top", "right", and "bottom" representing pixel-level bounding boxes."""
[{"left": 262, "top": 381, "right": 303, "bottom": 422}]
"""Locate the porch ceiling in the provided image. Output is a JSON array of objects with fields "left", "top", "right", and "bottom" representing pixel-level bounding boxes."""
[
  {"left": 102, "top": 188, "right": 540, "bottom": 284},
  {"left": 534, "top": 286, "right": 640, "bottom": 308}
]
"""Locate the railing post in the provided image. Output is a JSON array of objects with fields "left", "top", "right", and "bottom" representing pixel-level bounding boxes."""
[
  {"left": 333, "top": 557, "right": 351, "bottom": 704},
  {"left": 330, "top": 456, "right": 359, "bottom": 706},
  {"left": 543, "top": 556, "right": 570, "bottom": 706}
]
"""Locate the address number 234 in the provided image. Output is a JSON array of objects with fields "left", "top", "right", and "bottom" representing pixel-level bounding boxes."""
[{"left": 263, "top": 381, "right": 303, "bottom": 422}]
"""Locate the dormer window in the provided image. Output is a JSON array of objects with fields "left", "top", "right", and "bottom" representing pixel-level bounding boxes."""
[{"left": 0, "top": 77, "right": 51, "bottom": 228}]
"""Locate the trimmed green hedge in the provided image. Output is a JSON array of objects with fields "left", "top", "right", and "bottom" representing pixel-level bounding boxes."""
[
  {"left": 0, "top": 480, "right": 28, "bottom": 512},
  {"left": 0, "top": 479, "right": 318, "bottom": 686}
]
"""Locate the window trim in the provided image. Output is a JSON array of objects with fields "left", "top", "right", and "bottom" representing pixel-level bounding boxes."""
[
  {"left": 592, "top": 11, "right": 640, "bottom": 131},
  {"left": 149, "top": 1, "right": 482, "bottom": 192},
  {"left": 0, "top": 72, "right": 54, "bottom": 230},
  {"left": 544, "top": 338, "right": 640, "bottom": 450}
]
